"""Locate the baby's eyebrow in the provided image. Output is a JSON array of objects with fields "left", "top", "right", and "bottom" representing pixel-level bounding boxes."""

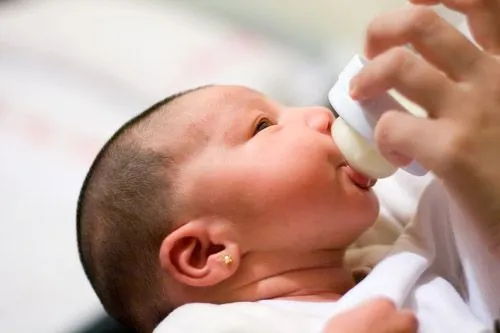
[
  {"left": 215, "top": 90, "right": 275, "bottom": 142},
  {"left": 236, "top": 94, "right": 269, "bottom": 111},
  {"left": 220, "top": 108, "right": 255, "bottom": 144},
  {"left": 221, "top": 104, "right": 266, "bottom": 144}
]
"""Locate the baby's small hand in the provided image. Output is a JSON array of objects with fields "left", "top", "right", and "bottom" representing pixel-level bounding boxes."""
[
  {"left": 349, "top": 2, "right": 500, "bottom": 250},
  {"left": 323, "top": 298, "right": 418, "bottom": 333}
]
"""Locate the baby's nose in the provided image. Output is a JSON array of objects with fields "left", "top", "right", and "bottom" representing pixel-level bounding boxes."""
[{"left": 305, "top": 107, "right": 334, "bottom": 134}]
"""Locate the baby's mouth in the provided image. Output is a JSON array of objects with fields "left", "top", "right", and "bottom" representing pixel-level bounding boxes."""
[{"left": 340, "top": 161, "right": 377, "bottom": 190}]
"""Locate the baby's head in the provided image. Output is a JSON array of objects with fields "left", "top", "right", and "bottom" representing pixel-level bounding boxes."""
[{"left": 77, "top": 85, "right": 379, "bottom": 332}]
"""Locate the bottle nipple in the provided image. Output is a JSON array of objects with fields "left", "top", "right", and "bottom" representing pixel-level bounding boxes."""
[{"left": 332, "top": 117, "right": 396, "bottom": 179}]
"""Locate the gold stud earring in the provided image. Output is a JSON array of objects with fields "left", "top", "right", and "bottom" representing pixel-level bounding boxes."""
[{"left": 222, "top": 253, "right": 233, "bottom": 266}]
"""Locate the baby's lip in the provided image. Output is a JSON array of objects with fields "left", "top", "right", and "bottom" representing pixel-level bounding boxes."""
[{"left": 340, "top": 161, "right": 377, "bottom": 189}]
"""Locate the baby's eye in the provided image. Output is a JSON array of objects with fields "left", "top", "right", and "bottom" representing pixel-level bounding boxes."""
[{"left": 254, "top": 118, "right": 273, "bottom": 135}]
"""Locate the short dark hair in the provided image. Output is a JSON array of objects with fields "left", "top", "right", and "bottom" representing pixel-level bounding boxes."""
[{"left": 76, "top": 89, "right": 196, "bottom": 332}]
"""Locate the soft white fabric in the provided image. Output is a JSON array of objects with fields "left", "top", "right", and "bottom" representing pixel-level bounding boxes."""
[
  {"left": 155, "top": 180, "right": 500, "bottom": 333},
  {"left": 326, "top": 180, "right": 499, "bottom": 332},
  {"left": 154, "top": 301, "right": 325, "bottom": 333}
]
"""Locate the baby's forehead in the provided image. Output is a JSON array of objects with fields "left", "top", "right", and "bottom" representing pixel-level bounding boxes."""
[
  {"left": 181, "top": 85, "right": 269, "bottom": 113},
  {"left": 150, "top": 85, "right": 270, "bottom": 153},
  {"left": 173, "top": 85, "right": 271, "bottom": 132}
]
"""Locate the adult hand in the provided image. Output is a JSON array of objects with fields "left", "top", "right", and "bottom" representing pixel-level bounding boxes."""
[
  {"left": 323, "top": 298, "right": 418, "bottom": 333},
  {"left": 349, "top": 1, "right": 500, "bottom": 253}
]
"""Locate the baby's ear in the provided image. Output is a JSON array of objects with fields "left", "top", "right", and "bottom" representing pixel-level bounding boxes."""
[{"left": 158, "top": 219, "right": 240, "bottom": 287}]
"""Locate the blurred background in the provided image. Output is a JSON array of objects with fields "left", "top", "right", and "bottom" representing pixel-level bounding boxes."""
[{"left": 0, "top": 0, "right": 463, "bottom": 332}]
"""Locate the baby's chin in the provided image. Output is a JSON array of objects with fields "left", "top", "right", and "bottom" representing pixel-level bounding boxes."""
[
  {"left": 350, "top": 189, "right": 380, "bottom": 229},
  {"left": 348, "top": 179, "right": 380, "bottom": 213},
  {"left": 367, "top": 190, "right": 380, "bottom": 217}
]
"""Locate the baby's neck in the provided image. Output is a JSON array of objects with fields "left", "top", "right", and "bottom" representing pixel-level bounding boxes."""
[{"left": 214, "top": 249, "right": 355, "bottom": 303}]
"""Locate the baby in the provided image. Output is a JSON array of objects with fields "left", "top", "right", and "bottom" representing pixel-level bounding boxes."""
[
  {"left": 77, "top": 0, "right": 500, "bottom": 330},
  {"left": 78, "top": 83, "right": 500, "bottom": 333},
  {"left": 77, "top": 84, "right": 387, "bottom": 332}
]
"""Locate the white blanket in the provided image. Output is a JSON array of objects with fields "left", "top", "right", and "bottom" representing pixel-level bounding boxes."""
[{"left": 155, "top": 179, "right": 500, "bottom": 333}]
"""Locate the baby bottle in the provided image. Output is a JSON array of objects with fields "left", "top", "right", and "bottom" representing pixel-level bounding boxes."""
[
  {"left": 328, "top": 6, "right": 472, "bottom": 180},
  {"left": 328, "top": 54, "right": 428, "bottom": 179}
]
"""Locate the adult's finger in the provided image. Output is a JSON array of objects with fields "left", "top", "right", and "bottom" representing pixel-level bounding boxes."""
[
  {"left": 388, "top": 310, "right": 419, "bottom": 333},
  {"left": 350, "top": 47, "right": 456, "bottom": 117},
  {"left": 374, "top": 111, "right": 455, "bottom": 174},
  {"left": 410, "top": 0, "right": 500, "bottom": 53},
  {"left": 364, "top": 5, "right": 485, "bottom": 81},
  {"left": 358, "top": 298, "right": 418, "bottom": 333}
]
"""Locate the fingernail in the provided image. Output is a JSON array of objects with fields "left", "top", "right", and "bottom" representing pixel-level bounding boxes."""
[
  {"left": 388, "top": 151, "right": 412, "bottom": 167},
  {"left": 349, "top": 81, "right": 361, "bottom": 100},
  {"left": 349, "top": 87, "right": 364, "bottom": 101}
]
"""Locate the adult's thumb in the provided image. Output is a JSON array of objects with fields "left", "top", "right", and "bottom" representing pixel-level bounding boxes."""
[{"left": 374, "top": 111, "right": 443, "bottom": 171}]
